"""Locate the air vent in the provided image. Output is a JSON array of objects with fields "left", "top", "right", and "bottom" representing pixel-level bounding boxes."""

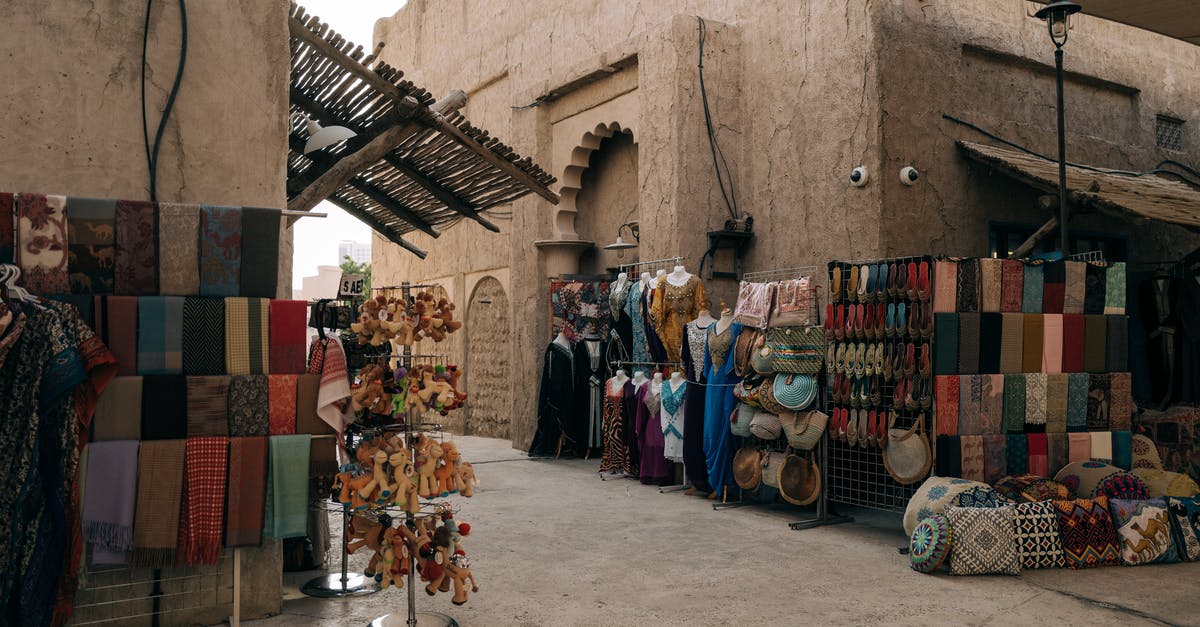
[{"left": 1156, "top": 115, "right": 1184, "bottom": 151}]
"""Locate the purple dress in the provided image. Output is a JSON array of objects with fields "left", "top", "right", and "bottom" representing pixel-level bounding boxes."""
[
  {"left": 621, "top": 380, "right": 641, "bottom": 477},
  {"left": 637, "top": 382, "right": 672, "bottom": 485}
]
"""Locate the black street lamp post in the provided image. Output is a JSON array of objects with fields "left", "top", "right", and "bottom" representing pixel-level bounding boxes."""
[{"left": 1035, "top": 0, "right": 1082, "bottom": 256}]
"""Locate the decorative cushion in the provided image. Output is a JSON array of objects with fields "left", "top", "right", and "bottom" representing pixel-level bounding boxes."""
[
  {"left": 1166, "top": 496, "right": 1200, "bottom": 562},
  {"left": 1133, "top": 468, "right": 1200, "bottom": 498},
  {"left": 1054, "top": 460, "right": 1122, "bottom": 497},
  {"left": 909, "top": 515, "right": 953, "bottom": 574},
  {"left": 993, "top": 474, "right": 1073, "bottom": 502},
  {"left": 946, "top": 506, "right": 1020, "bottom": 576},
  {"left": 1052, "top": 496, "right": 1121, "bottom": 569},
  {"left": 1094, "top": 472, "right": 1150, "bottom": 501},
  {"left": 1109, "top": 498, "right": 1179, "bottom": 566},
  {"left": 903, "top": 477, "right": 991, "bottom": 536},
  {"left": 1131, "top": 433, "right": 1164, "bottom": 470},
  {"left": 1013, "top": 501, "right": 1068, "bottom": 569},
  {"left": 956, "top": 485, "right": 1010, "bottom": 508}
]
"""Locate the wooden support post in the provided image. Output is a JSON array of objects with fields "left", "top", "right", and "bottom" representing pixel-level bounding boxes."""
[
  {"left": 1011, "top": 215, "right": 1059, "bottom": 259},
  {"left": 287, "top": 121, "right": 425, "bottom": 214}
]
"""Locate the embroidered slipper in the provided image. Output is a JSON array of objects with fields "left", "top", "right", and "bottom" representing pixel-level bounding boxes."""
[
  {"left": 906, "top": 261, "right": 919, "bottom": 301},
  {"left": 908, "top": 300, "right": 921, "bottom": 338},
  {"left": 876, "top": 263, "right": 889, "bottom": 302},
  {"left": 903, "top": 342, "right": 916, "bottom": 376},
  {"left": 890, "top": 345, "right": 904, "bottom": 382},
  {"left": 864, "top": 343, "right": 877, "bottom": 376},
  {"left": 834, "top": 342, "right": 847, "bottom": 374},
  {"left": 858, "top": 264, "right": 871, "bottom": 302},
  {"left": 918, "top": 261, "right": 931, "bottom": 302},
  {"left": 845, "top": 304, "right": 856, "bottom": 340},
  {"left": 874, "top": 341, "right": 885, "bottom": 375},
  {"left": 864, "top": 264, "right": 878, "bottom": 304},
  {"left": 871, "top": 374, "right": 884, "bottom": 407},
  {"left": 826, "top": 341, "right": 837, "bottom": 371},
  {"left": 848, "top": 265, "right": 860, "bottom": 303},
  {"left": 835, "top": 304, "right": 846, "bottom": 341},
  {"left": 831, "top": 265, "right": 843, "bottom": 303},
  {"left": 834, "top": 408, "right": 846, "bottom": 441},
  {"left": 919, "top": 342, "right": 932, "bottom": 376},
  {"left": 886, "top": 262, "right": 899, "bottom": 298},
  {"left": 863, "top": 303, "right": 876, "bottom": 340},
  {"left": 856, "top": 342, "right": 868, "bottom": 377},
  {"left": 885, "top": 302, "right": 896, "bottom": 338},
  {"left": 920, "top": 301, "right": 934, "bottom": 339},
  {"left": 876, "top": 303, "right": 887, "bottom": 339},
  {"left": 867, "top": 410, "right": 878, "bottom": 447},
  {"left": 881, "top": 343, "right": 895, "bottom": 382},
  {"left": 854, "top": 304, "right": 866, "bottom": 339},
  {"left": 895, "top": 262, "right": 908, "bottom": 299},
  {"left": 905, "top": 375, "right": 918, "bottom": 411},
  {"left": 896, "top": 302, "right": 907, "bottom": 338},
  {"left": 918, "top": 375, "right": 933, "bottom": 410},
  {"left": 893, "top": 375, "right": 907, "bottom": 408}
]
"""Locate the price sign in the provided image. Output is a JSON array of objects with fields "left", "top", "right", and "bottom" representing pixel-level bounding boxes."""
[{"left": 339, "top": 274, "right": 366, "bottom": 298}]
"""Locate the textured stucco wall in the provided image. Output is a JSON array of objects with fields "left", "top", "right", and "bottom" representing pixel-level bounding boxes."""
[{"left": 0, "top": 0, "right": 290, "bottom": 623}]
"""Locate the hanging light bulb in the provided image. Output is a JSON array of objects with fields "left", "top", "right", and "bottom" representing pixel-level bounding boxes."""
[
  {"left": 603, "top": 222, "right": 640, "bottom": 258},
  {"left": 303, "top": 118, "right": 357, "bottom": 154}
]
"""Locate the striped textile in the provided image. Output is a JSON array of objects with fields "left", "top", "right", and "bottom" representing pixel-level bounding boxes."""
[{"left": 225, "top": 297, "right": 270, "bottom": 375}]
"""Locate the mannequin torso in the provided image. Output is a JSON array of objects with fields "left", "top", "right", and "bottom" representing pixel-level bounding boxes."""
[
  {"left": 692, "top": 308, "right": 715, "bottom": 329},
  {"left": 665, "top": 265, "right": 692, "bottom": 287},
  {"left": 631, "top": 371, "right": 648, "bottom": 389},
  {"left": 715, "top": 308, "right": 734, "bottom": 334},
  {"left": 609, "top": 369, "right": 629, "bottom": 394}
]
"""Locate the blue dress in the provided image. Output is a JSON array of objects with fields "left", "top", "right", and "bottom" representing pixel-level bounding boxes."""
[
  {"left": 625, "top": 281, "right": 649, "bottom": 363},
  {"left": 703, "top": 322, "right": 742, "bottom": 494}
]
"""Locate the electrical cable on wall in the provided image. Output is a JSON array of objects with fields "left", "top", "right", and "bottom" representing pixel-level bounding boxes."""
[
  {"left": 697, "top": 16, "right": 739, "bottom": 221},
  {"left": 141, "top": 0, "right": 189, "bottom": 202}
]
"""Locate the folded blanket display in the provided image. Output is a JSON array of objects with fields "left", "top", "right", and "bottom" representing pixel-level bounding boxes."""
[
  {"left": 269, "top": 300, "right": 308, "bottom": 374},
  {"left": 177, "top": 437, "right": 229, "bottom": 566},
  {"left": 138, "top": 296, "right": 184, "bottom": 375},
  {"left": 82, "top": 440, "right": 140, "bottom": 562},
  {"left": 240, "top": 208, "right": 281, "bottom": 298},
  {"left": 225, "top": 297, "right": 270, "bottom": 375},
  {"left": 93, "top": 376, "right": 143, "bottom": 441},
  {"left": 183, "top": 297, "right": 226, "bottom": 376},
  {"left": 158, "top": 203, "right": 201, "bottom": 295},
  {"left": 130, "top": 439, "right": 186, "bottom": 567},
  {"left": 200, "top": 205, "right": 241, "bottom": 297},
  {"left": 17, "top": 193, "right": 70, "bottom": 294},
  {"left": 114, "top": 199, "right": 158, "bottom": 295},
  {"left": 264, "top": 434, "right": 312, "bottom": 539},
  {"left": 67, "top": 197, "right": 117, "bottom": 294},
  {"left": 225, "top": 437, "right": 268, "bottom": 547}
]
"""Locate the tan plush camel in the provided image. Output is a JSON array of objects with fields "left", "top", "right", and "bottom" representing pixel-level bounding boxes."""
[
  {"left": 434, "top": 442, "right": 460, "bottom": 496},
  {"left": 415, "top": 436, "right": 444, "bottom": 498},
  {"left": 388, "top": 449, "right": 420, "bottom": 514},
  {"left": 447, "top": 553, "right": 478, "bottom": 605}
]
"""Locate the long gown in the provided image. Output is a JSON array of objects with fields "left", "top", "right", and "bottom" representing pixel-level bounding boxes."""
[
  {"left": 637, "top": 380, "right": 672, "bottom": 485},
  {"left": 652, "top": 275, "right": 706, "bottom": 364},
  {"left": 625, "top": 281, "right": 649, "bottom": 364},
  {"left": 597, "top": 378, "right": 628, "bottom": 474},
  {"left": 608, "top": 280, "right": 633, "bottom": 363},
  {"left": 681, "top": 321, "right": 711, "bottom": 492},
  {"left": 704, "top": 322, "right": 742, "bottom": 494},
  {"left": 642, "top": 285, "right": 669, "bottom": 363},
  {"left": 580, "top": 336, "right": 606, "bottom": 455},
  {"left": 621, "top": 379, "right": 643, "bottom": 476},
  {"left": 529, "top": 341, "right": 581, "bottom": 456},
  {"left": 660, "top": 378, "right": 686, "bottom": 462}
]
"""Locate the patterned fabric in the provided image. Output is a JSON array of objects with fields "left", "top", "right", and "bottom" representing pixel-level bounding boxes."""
[
  {"left": 1103, "top": 262, "right": 1127, "bottom": 315},
  {"left": 186, "top": 376, "right": 230, "bottom": 436},
  {"left": 178, "top": 436, "right": 229, "bottom": 566},
  {"left": 1053, "top": 496, "right": 1121, "bottom": 569},
  {"left": 16, "top": 193, "right": 70, "bottom": 294},
  {"left": 956, "top": 485, "right": 1008, "bottom": 508},
  {"left": 183, "top": 297, "right": 225, "bottom": 375},
  {"left": 957, "top": 313, "right": 980, "bottom": 374},
  {"left": 1025, "top": 373, "right": 1047, "bottom": 426},
  {"left": 1063, "top": 261, "right": 1086, "bottom": 314},
  {"left": 1028, "top": 433, "right": 1049, "bottom": 477},
  {"left": 980, "top": 375, "right": 1003, "bottom": 435},
  {"left": 0, "top": 192, "right": 13, "bottom": 264},
  {"left": 933, "top": 259, "right": 957, "bottom": 313},
  {"left": 625, "top": 281, "right": 649, "bottom": 363},
  {"left": 1084, "top": 262, "right": 1107, "bottom": 315},
  {"left": 1094, "top": 472, "right": 1150, "bottom": 501},
  {"left": 551, "top": 279, "right": 613, "bottom": 343},
  {"left": 1006, "top": 435, "right": 1028, "bottom": 475},
  {"left": 1014, "top": 501, "right": 1068, "bottom": 569},
  {"left": 130, "top": 439, "right": 186, "bottom": 567},
  {"left": 1055, "top": 460, "right": 1119, "bottom": 496},
  {"left": 137, "top": 296, "right": 184, "bottom": 374},
  {"left": 958, "top": 375, "right": 982, "bottom": 435},
  {"left": 999, "top": 313, "right": 1024, "bottom": 374},
  {"left": 1110, "top": 497, "right": 1179, "bottom": 565},
  {"left": 200, "top": 205, "right": 241, "bottom": 297},
  {"left": 1066, "top": 373, "right": 1089, "bottom": 431},
  {"left": 947, "top": 506, "right": 1020, "bottom": 575},
  {"left": 955, "top": 258, "right": 980, "bottom": 313},
  {"left": 983, "top": 434, "right": 1007, "bottom": 484},
  {"left": 1000, "top": 260, "right": 1024, "bottom": 312},
  {"left": 158, "top": 203, "right": 201, "bottom": 295},
  {"left": 1028, "top": 478, "right": 1073, "bottom": 502},
  {"left": 1109, "top": 372, "right": 1132, "bottom": 431},
  {"left": 1022, "top": 314, "right": 1043, "bottom": 373},
  {"left": 1166, "top": 496, "right": 1200, "bottom": 561},
  {"left": 1132, "top": 434, "right": 1164, "bottom": 470},
  {"left": 1133, "top": 468, "right": 1200, "bottom": 498},
  {"left": 114, "top": 199, "right": 157, "bottom": 295},
  {"left": 67, "top": 197, "right": 117, "bottom": 294},
  {"left": 903, "top": 477, "right": 990, "bottom": 536},
  {"left": 1087, "top": 373, "right": 1110, "bottom": 430},
  {"left": 1022, "top": 262, "right": 1044, "bottom": 313},
  {"left": 910, "top": 515, "right": 953, "bottom": 574},
  {"left": 225, "top": 297, "right": 270, "bottom": 375},
  {"left": 239, "top": 207, "right": 281, "bottom": 298},
  {"left": 1002, "top": 373, "right": 1025, "bottom": 434},
  {"left": 228, "top": 375, "right": 270, "bottom": 436},
  {"left": 935, "top": 375, "right": 959, "bottom": 436},
  {"left": 961, "top": 435, "right": 985, "bottom": 482},
  {"left": 269, "top": 300, "right": 308, "bottom": 374},
  {"left": 268, "top": 375, "right": 298, "bottom": 435},
  {"left": 979, "top": 258, "right": 1002, "bottom": 312},
  {"left": 598, "top": 387, "right": 629, "bottom": 474},
  {"left": 1045, "top": 373, "right": 1069, "bottom": 433}
]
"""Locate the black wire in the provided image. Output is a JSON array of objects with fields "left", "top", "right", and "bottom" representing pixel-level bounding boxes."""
[
  {"left": 141, "top": 0, "right": 188, "bottom": 202},
  {"left": 1155, "top": 159, "right": 1200, "bottom": 183},
  {"left": 942, "top": 113, "right": 1200, "bottom": 188},
  {"left": 697, "top": 16, "right": 738, "bottom": 221}
]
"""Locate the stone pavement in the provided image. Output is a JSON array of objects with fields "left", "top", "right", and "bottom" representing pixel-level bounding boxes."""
[{"left": 247, "top": 435, "right": 1199, "bottom": 626}]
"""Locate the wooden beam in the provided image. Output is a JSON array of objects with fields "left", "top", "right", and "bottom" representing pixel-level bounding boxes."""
[
  {"left": 345, "top": 177, "right": 440, "bottom": 238},
  {"left": 288, "top": 122, "right": 425, "bottom": 214},
  {"left": 421, "top": 113, "right": 560, "bottom": 205},
  {"left": 290, "top": 16, "right": 413, "bottom": 105},
  {"left": 1011, "top": 216, "right": 1059, "bottom": 259},
  {"left": 383, "top": 155, "right": 501, "bottom": 232},
  {"left": 326, "top": 194, "right": 428, "bottom": 259}
]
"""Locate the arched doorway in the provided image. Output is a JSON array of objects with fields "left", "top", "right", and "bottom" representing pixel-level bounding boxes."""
[
  {"left": 465, "top": 276, "right": 512, "bottom": 438},
  {"left": 573, "top": 129, "right": 638, "bottom": 275}
]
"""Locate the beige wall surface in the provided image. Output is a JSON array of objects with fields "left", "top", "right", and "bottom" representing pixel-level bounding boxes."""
[
  {"left": 370, "top": 0, "right": 1199, "bottom": 450},
  {"left": 0, "top": 0, "right": 290, "bottom": 623}
]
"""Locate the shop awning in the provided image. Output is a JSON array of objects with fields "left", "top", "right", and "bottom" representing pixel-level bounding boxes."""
[
  {"left": 286, "top": 3, "right": 558, "bottom": 258},
  {"left": 958, "top": 141, "right": 1200, "bottom": 232},
  {"left": 1029, "top": 1, "right": 1199, "bottom": 46}
]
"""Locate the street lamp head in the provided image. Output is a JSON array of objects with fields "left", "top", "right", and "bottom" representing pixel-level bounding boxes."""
[{"left": 1035, "top": 1, "right": 1082, "bottom": 48}]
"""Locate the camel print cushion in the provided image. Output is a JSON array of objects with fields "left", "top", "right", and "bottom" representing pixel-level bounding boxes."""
[
  {"left": 1109, "top": 498, "right": 1179, "bottom": 566},
  {"left": 1167, "top": 496, "right": 1200, "bottom": 561}
]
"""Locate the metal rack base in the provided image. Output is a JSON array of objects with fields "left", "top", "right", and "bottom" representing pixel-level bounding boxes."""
[
  {"left": 788, "top": 513, "right": 855, "bottom": 530},
  {"left": 301, "top": 573, "right": 380, "bottom": 598},
  {"left": 369, "top": 611, "right": 459, "bottom": 627}
]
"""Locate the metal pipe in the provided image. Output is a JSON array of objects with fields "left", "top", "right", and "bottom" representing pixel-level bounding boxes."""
[{"left": 1055, "top": 46, "right": 1069, "bottom": 256}]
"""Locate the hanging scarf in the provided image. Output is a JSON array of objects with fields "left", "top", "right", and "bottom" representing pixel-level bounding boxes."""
[
  {"left": 264, "top": 434, "right": 311, "bottom": 539},
  {"left": 979, "top": 258, "right": 1003, "bottom": 312},
  {"left": 295, "top": 374, "right": 329, "bottom": 434},
  {"left": 81, "top": 440, "right": 140, "bottom": 554},
  {"left": 932, "top": 259, "right": 957, "bottom": 313},
  {"left": 1105, "top": 315, "right": 1128, "bottom": 372},
  {"left": 268, "top": 300, "right": 308, "bottom": 374},
  {"left": 158, "top": 203, "right": 201, "bottom": 295},
  {"left": 225, "top": 297, "right": 270, "bottom": 375},
  {"left": 1062, "top": 314, "right": 1086, "bottom": 372},
  {"left": 225, "top": 437, "right": 267, "bottom": 547},
  {"left": 999, "top": 313, "right": 1024, "bottom": 374},
  {"left": 934, "top": 375, "right": 960, "bottom": 437},
  {"left": 955, "top": 258, "right": 980, "bottom": 313},
  {"left": 129, "top": 439, "right": 185, "bottom": 567},
  {"left": 313, "top": 338, "right": 351, "bottom": 434},
  {"left": 1103, "top": 262, "right": 1127, "bottom": 315},
  {"left": 1067, "top": 373, "right": 1090, "bottom": 431},
  {"left": 183, "top": 297, "right": 226, "bottom": 375},
  {"left": 1062, "top": 261, "right": 1086, "bottom": 314},
  {"left": 140, "top": 375, "right": 188, "bottom": 440},
  {"left": 200, "top": 205, "right": 241, "bottom": 297},
  {"left": 660, "top": 379, "right": 687, "bottom": 416},
  {"left": 983, "top": 434, "right": 1007, "bottom": 484},
  {"left": 95, "top": 295, "right": 139, "bottom": 376},
  {"left": 114, "top": 199, "right": 157, "bottom": 295},
  {"left": 934, "top": 313, "right": 958, "bottom": 375},
  {"left": 1027, "top": 433, "right": 1049, "bottom": 476},
  {"left": 67, "top": 197, "right": 117, "bottom": 294},
  {"left": 1025, "top": 373, "right": 1048, "bottom": 428},
  {"left": 138, "top": 296, "right": 184, "bottom": 375},
  {"left": 1046, "top": 373, "right": 1069, "bottom": 433},
  {"left": 958, "top": 375, "right": 982, "bottom": 435},
  {"left": 1006, "top": 434, "right": 1028, "bottom": 475},
  {"left": 1022, "top": 262, "right": 1044, "bottom": 313},
  {"left": 1083, "top": 315, "right": 1108, "bottom": 373},
  {"left": 187, "top": 376, "right": 230, "bottom": 437},
  {"left": 268, "top": 375, "right": 298, "bottom": 435},
  {"left": 1083, "top": 262, "right": 1107, "bottom": 314},
  {"left": 1048, "top": 433, "right": 1069, "bottom": 472},
  {"left": 957, "top": 312, "right": 980, "bottom": 374},
  {"left": 16, "top": 193, "right": 70, "bottom": 294},
  {"left": 1042, "top": 260, "right": 1065, "bottom": 313},
  {"left": 1109, "top": 373, "right": 1132, "bottom": 432},
  {"left": 93, "top": 376, "right": 143, "bottom": 441},
  {"left": 239, "top": 207, "right": 280, "bottom": 297},
  {"left": 1000, "top": 259, "right": 1024, "bottom": 312},
  {"left": 960, "top": 435, "right": 985, "bottom": 482},
  {"left": 228, "top": 375, "right": 270, "bottom": 436},
  {"left": 0, "top": 192, "right": 13, "bottom": 264},
  {"left": 177, "top": 436, "right": 228, "bottom": 566},
  {"left": 1002, "top": 373, "right": 1026, "bottom": 434}
]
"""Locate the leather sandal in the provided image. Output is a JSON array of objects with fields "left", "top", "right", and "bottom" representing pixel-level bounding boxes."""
[
  {"left": 917, "top": 260, "right": 931, "bottom": 302},
  {"left": 863, "top": 343, "right": 876, "bottom": 376},
  {"left": 918, "top": 375, "right": 933, "bottom": 409},
  {"left": 826, "top": 341, "right": 837, "bottom": 371},
  {"left": 831, "top": 266, "right": 843, "bottom": 303},
  {"left": 848, "top": 265, "right": 860, "bottom": 303},
  {"left": 855, "top": 304, "right": 867, "bottom": 339},
  {"left": 885, "top": 302, "right": 896, "bottom": 338},
  {"left": 870, "top": 374, "right": 884, "bottom": 406},
  {"left": 863, "top": 304, "right": 876, "bottom": 340},
  {"left": 895, "top": 302, "right": 907, "bottom": 338},
  {"left": 906, "top": 375, "right": 919, "bottom": 411},
  {"left": 895, "top": 262, "right": 907, "bottom": 299},
  {"left": 858, "top": 265, "right": 870, "bottom": 303},
  {"left": 835, "top": 408, "right": 847, "bottom": 441},
  {"left": 873, "top": 341, "right": 885, "bottom": 375},
  {"left": 881, "top": 343, "right": 894, "bottom": 382},
  {"left": 920, "top": 301, "right": 934, "bottom": 339},
  {"left": 835, "top": 304, "right": 846, "bottom": 341},
  {"left": 876, "top": 263, "right": 889, "bottom": 302},
  {"left": 908, "top": 301, "right": 921, "bottom": 339},
  {"left": 834, "top": 342, "right": 847, "bottom": 374},
  {"left": 866, "top": 410, "right": 878, "bottom": 447},
  {"left": 892, "top": 376, "right": 907, "bottom": 408},
  {"left": 886, "top": 262, "right": 898, "bottom": 298},
  {"left": 864, "top": 264, "right": 877, "bottom": 304},
  {"left": 855, "top": 342, "right": 868, "bottom": 377},
  {"left": 905, "top": 261, "right": 919, "bottom": 300},
  {"left": 919, "top": 342, "right": 932, "bottom": 376},
  {"left": 903, "top": 342, "right": 916, "bottom": 376},
  {"left": 876, "top": 303, "right": 887, "bottom": 339}
]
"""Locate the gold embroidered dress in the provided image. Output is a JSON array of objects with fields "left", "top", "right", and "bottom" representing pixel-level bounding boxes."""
[{"left": 651, "top": 276, "right": 706, "bottom": 363}]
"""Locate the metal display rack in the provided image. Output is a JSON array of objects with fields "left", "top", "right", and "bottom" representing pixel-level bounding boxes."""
[
  {"left": 824, "top": 256, "right": 934, "bottom": 513},
  {"left": 72, "top": 551, "right": 236, "bottom": 625}
]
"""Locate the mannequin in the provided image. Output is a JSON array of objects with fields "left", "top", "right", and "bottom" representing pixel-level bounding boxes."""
[
  {"left": 626, "top": 274, "right": 652, "bottom": 363},
  {"left": 666, "top": 265, "right": 691, "bottom": 286},
  {"left": 598, "top": 369, "right": 632, "bottom": 475},
  {"left": 610, "top": 272, "right": 630, "bottom": 316},
  {"left": 661, "top": 370, "right": 686, "bottom": 463},
  {"left": 681, "top": 303, "right": 715, "bottom": 495},
  {"left": 611, "top": 369, "right": 630, "bottom": 388},
  {"left": 631, "top": 370, "right": 648, "bottom": 388},
  {"left": 608, "top": 273, "right": 634, "bottom": 365},
  {"left": 530, "top": 330, "right": 581, "bottom": 457},
  {"left": 715, "top": 306, "right": 734, "bottom": 334},
  {"left": 703, "top": 307, "right": 742, "bottom": 499},
  {"left": 553, "top": 330, "right": 571, "bottom": 350},
  {"left": 651, "top": 265, "right": 706, "bottom": 363},
  {"left": 692, "top": 307, "right": 716, "bottom": 329},
  {"left": 650, "top": 269, "right": 666, "bottom": 289},
  {"left": 637, "top": 372, "right": 671, "bottom": 485}
]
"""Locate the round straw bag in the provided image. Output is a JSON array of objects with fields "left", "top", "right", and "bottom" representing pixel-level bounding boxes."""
[
  {"left": 781, "top": 409, "right": 828, "bottom": 451},
  {"left": 757, "top": 375, "right": 789, "bottom": 416},
  {"left": 730, "top": 403, "right": 755, "bottom": 437},
  {"left": 882, "top": 413, "right": 932, "bottom": 485},
  {"left": 773, "top": 374, "right": 818, "bottom": 411},
  {"left": 761, "top": 451, "right": 785, "bottom": 488},
  {"left": 779, "top": 450, "right": 821, "bottom": 506},
  {"left": 749, "top": 409, "right": 783, "bottom": 440},
  {"left": 733, "top": 446, "right": 763, "bottom": 490}
]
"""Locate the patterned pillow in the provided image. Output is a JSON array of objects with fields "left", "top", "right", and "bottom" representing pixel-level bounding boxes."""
[
  {"left": 1013, "top": 501, "right": 1067, "bottom": 569},
  {"left": 1132, "top": 434, "right": 1163, "bottom": 470},
  {"left": 1052, "top": 496, "right": 1121, "bottom": 569},
  {"left": 1167, "top": 496, "right": 1200, "bottom": 562},
  {"left": 946, "top": 506, "right": 1020, "bottom": 576},
  {"left": 1054, "top": 461, "right": 1121, "bottom": 498},
  {"left": 993, "top": 474, "right": 1073, "bottom": 502},
  {"left": 1094, "top": 472, "right": 1150, "bottom": 501},
  {"left": 957, "top": 486, "right": 1010, "bottom": 508},
  {"left": 1133, "top": 469, "right": 1200, "bottom": 498},
  {"left": 903, "top": 477, "right": 991, "bottom": 536},
  {"left": 909, "top": 515, "right": 953, "bottom": 574},
  {"left": 1109, "top": 498, "right": 1179, "bottom": 565}
]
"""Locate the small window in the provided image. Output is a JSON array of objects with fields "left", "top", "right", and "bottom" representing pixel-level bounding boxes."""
[{"left": 1156, "top": 115, "right": 1184, "bottom": 151}]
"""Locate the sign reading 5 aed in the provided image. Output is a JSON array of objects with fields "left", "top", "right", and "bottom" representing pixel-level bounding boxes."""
[{"left": 339, "top": 274, "right": 365, "bottom": 298}]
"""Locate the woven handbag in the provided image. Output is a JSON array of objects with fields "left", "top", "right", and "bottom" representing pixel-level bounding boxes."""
[
  {"left": 782, "top": 409, "right": 828, "bottom": 450},
  {"left": 761, "top": 451, "right": 785, "bottom": 488},
  {"left": 757, "top": 375, "right": 789, "bottom": 415},
  {"left": 751, "top": 333, "right": 775, "bottom": 375},
  {"left": 769, "top": 277, "right": 817, "bottom": 328},
  {"left": 734, "top": 281, "right": 774, "bottom": 328},
  {"left": 749, "top": 409, "right": 783, "bottom": 440},
  {"left": 882, "top": 412, "right": 932, "bottom": 485},
  {"left": 764, "top": 326, "right": 825, "bottom": 374},
  {"left": 733, "top": 446, "right": 763, "bottom": 490},
  {"left": 732, "top": 376, "right": 763, "bottom": 409},
  {"left": 730, "top": 402, "right": 756, "bottom": 437},
  {"left": 779, "top": 451, "right": 821, "bottom": 506},
  {"left": 773, "top": 374, "right": 818, "bottom": 410},
  {"left": 734, "top": 329, "right": 762, "bottom": 377}
]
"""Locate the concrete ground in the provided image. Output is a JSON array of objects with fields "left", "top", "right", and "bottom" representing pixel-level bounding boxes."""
[{"left": 249, "top": 435, "right": 1200, "bottom": 627}]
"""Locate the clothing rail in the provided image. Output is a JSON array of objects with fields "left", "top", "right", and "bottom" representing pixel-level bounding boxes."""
[
  {"left": 618, "top": 256, "right": 684, "bottom": 273},
  {"left": 372, "top": 283, "right": 441, "bottom": 290},
  {"left": 1069, "top": 250, "right": 1105, "bottom": 262},
  {"left": 742, "top": 265, "right": 819, "bottom": 283}
]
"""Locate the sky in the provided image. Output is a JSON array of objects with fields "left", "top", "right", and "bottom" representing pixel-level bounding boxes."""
[{"left": 291, "top": 0, "right": 408, "bottom": 290}]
